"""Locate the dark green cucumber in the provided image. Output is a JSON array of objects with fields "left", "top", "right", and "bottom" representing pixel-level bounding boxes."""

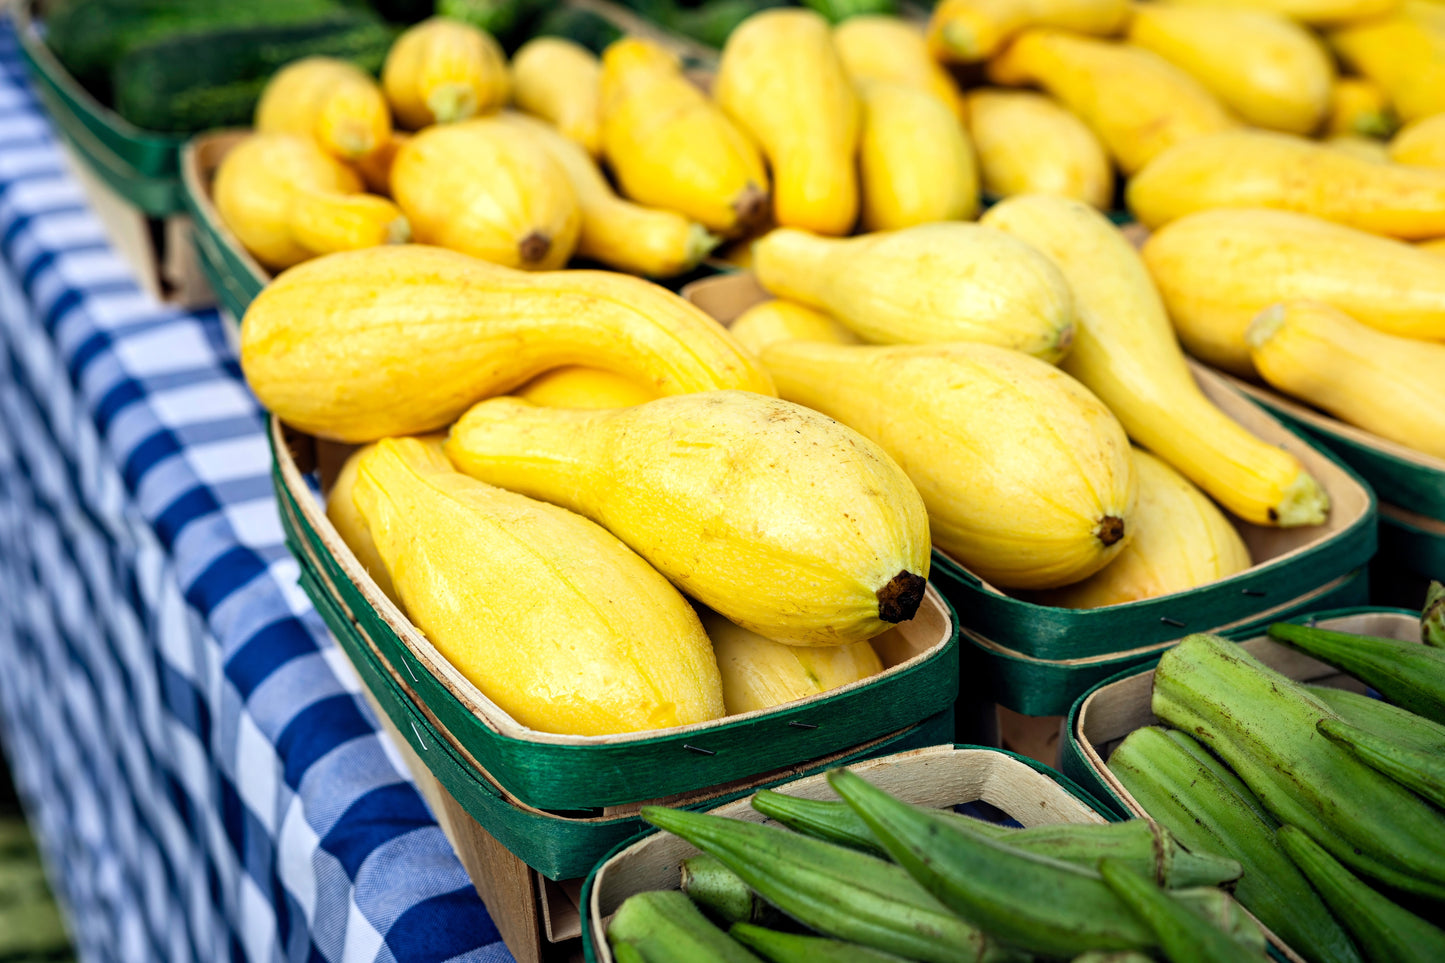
[
  {"left": 729, "top": 923, "right": 913, "bottom": 963},
  {"left": 46, "top": 0, "right": 351, "bottom": 95},
  {"left": 1097, "top": 859, "right": 1261, "bottom": 963},
  {"left": 827, "top": 768, "right": 1156, "bottom": 958},
  {"left": 1305, "top": 686, "right": 1445, "bottom": 756},
  {"left": 1316, "top": 717, "right": 1445, "bottom": 808},
  {"left": 1107, "top": 726, "right": 1361, "bottom": 963},
  {"left": 795, "top": 0, "right": 898, "bottom": 22},
  {"left": 608, "top": 890, "right": 763, "bottom": 962},
  {"left": 1425, "top": 582, "right": 1445, "bottom": 648},
  {"left": 1266, "top": 621, "right": 1445, "bottom": 724},
  {"left": 111, "top": 14, "right": 396, "bottom": 133},
  {"left": 1277, "top": 825, "right": 1445, "bottom": 963},
  {"left": 660, "top": 0, "right": 790, "bottom": 48},
  {"left": 751, "top": 791, "right": 1239, "bottom": 889},
  {"left": 640, "top": 806, "right": 1010, "bottom": 963},
  {"left": 1152, "top": 634, "right": 1445, "bottom": 902},
  {"left": 524, "top": 6, "right": 626, "bottom": 53},
  {"left": 439, "top": 0, "right": 552, "bottom": 45}
]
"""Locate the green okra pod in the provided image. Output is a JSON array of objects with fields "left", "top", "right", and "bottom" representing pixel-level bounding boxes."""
[
  {"left": 1266, "top": 621, "right": 1445, "bottom": 724},
  {"left": 1097, "top": 858, "right": 1263, "bottom": 963},
  {"left": 1424, "top": 581, "right": 1445, "bottom": 648},
  {"left": 827, "top": 768, "right": 1156, "bottom": 959},
  {"left": 640, "top": 806, "right": 1012, "bottom": 963},
  {"left": 1108, "top": 726, "right": 1362, "bottom": 963},
  {"left": 1277, "top": 824, "right": 1445, "bottom": 963},
  {"left": 607, "top": 890, "right": 764, "bottom": 963},
  {"left": 1305, "top": 686, "right": 1445, "bottom": 756},
  {"left": 1315, "top": 717, "right": 1445, "bottom": 808},
  {"left": 1152, "top": 634, "right": 1445, "bottom": 902},
  {"left": 728, "top": 922, "right": 914, "bottom": 963}
]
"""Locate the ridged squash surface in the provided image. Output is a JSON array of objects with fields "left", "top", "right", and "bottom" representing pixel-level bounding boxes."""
[
  {"left": 382, "top": 17, "right": 509, "bottom": 129},
  {"left": 1141, "top": 208, "right": 1445, "bottom": 374},
  {"left": 255, "top": 56, "right": 391, "bottom": 162},
  {"left": 857, "top": 82, "right": 978, "bottom": 231},
  {"left": 392, "top": 118, "right": 581, "bottom": 269},
  {"left": 352, "top": 438, "right": 725, "bottom": 736},
  {"left": 514, "top": 367, "right": 660, "bottom": 409},
  {"left": 1034, "top": 448, "right": 1252, "bottom": 608},
  {"left": 1391, "top": 113, "right": 1445, "bottom": 169},
  {"left": 600, "top": 39, "right": 769, "bottom": 236},
  {"left": 729, "top": 300, "right": 860, "bottom": 357},
  {"left": 1329, "top": 3, "right": 1445, "bottom": 122},
  {"left": 1248, "top": 301, "right": 1445, "bottom": 461},
  {"left": 979, "top": 194, "right": 1328, "bottom": 528},
  {"left": 239, "top": 245, "right": 773, "bottom": 442},
  {"left": 444, "top": 392, "right": 932, "bottom": 646},
  {"left": 757, "top": 341, "right": 1136, "bottom": 590},
  {"left": 1127, "top": 129, "right": 1445, "bottom": 239},
  {"left": 927, "top": 0, "right": 1131, "bottom": 63},
  {"left": 986, "top": 30, "right": 1236, "bottom": 175},
  {"left": 214, "top": 133, "right": 408, "bottom": 271},
  {"left": 1126, "top": 6, "right": 1333, "bottom": 134},
  {"left": 704, "top": 611, "right": 882, "bottom": 715},
  {"left": 966, "top": 88, "right": 1112, "bottom": 209},
  {"left": 833, "top": 15, "right": 966, "bottom": 119},
  {"left": 496, "top": 112, "right": 718, "bottom": 278},
  {"left": 511, "top": 37, "right": 603, "bottom": 157},
  {"left": 714, "top": 9, "right": 860, "bottom": 236},
  {"left": 753, "top": 224, "right": 1075, "bottom": 362}
]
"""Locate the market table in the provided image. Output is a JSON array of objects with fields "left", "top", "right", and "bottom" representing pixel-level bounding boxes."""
[{"left": 0, "top": 21, "right": 515, "bottom": 962}]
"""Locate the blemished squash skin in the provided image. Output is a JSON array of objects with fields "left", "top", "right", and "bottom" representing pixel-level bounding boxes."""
[
  {"left": 391, "top": 118, "right": 581, "bottom": 270},
  {"left": 1032, "top": 448, "right": 1253, "bottom": 609},
  {"left": 1127, "top": 129, "right": 1445, "bottom": 240},
  {"left": 856, "top": 82, "right": 979, "bottom": 232},
  {"left": 832, "top": 15, "right": 966, "bottom": 120},
  {"left": 214, "top": 132, "right": 408, "bottom": 271},
  {"left": 714, "top": 9, "right": 861, "bottom": 236},
  {"left": 352, "top": 438, "right": 726, "bottom": 737},
  {"left": 382, "top": 16, "right": 509, "bottom": 130},
  {"left": 239, "top": 245, "right": 774, "bottom": 443},
  {"left": 966, "top": 88, "right": 1112, "bottom": 209},
  {"left": 255, "top": 56, "right": 392, "bottom": 162},
  {"left": 511, "top": 37, "right": 603, "bottom": 157},
  {"left": 1141, "top": 208, "right": 1445, "bottom": 375},
  {"left": 495, "top": 112, "right": 718, "bottom": 279},
  {"left": 1126, "top": 6, "right": 1334, "bottom": 135},
  {"left": 1248, "top": 301, "right": 1445, "bottom": 461},
  {"left": 754, "top": 341, "right": 1138, "bottom": 591},
  {"left": 600, "top": 39, "right": 770, "bottom": 237},
  {"left": 986, "top": 30, "right": 1236, "bottom": 175},
  {"left": 704, "top": 610, "right": 882, "bottom": 715},
  {"left": 752, "top": 224, "right": 1076, "bottom": 363},
  {"left": 444, "top": 391, "right": 932, "bottom": 646},
  {"left": 979, "top": 195, "right": 1329, "bottom": 529},
  {"left": 927, "top": 0, "right": 1130, "bottom": 64}
]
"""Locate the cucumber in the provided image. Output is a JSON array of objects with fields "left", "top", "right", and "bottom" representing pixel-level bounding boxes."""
[
  {"left": 45, "top": 0, "right": 351, "bottom": 97},
  {"left": 524, "top": 6, "right": 626, "bottom": 53},
  {"left": 439, "top": 0, "right": 553, "bottom": 46},
  {"left": 796, "top": 0, "right": 898, "bottom": 22},
  {"left": 111, "top": 14, "right": 396, "bottom": 133}
]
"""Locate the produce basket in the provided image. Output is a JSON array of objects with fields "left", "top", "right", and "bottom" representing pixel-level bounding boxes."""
[
  {"left": 271, "top": 419, "right": 962, "bottom": 814},
  {"left": 1060, "top": 606, "right": 1419, "bottom": 817},
  {"left": 181, "top": 131, "right": 268, "bottom": 324},
  {"left": 581, "top": 742, "right": 1121, "bottom": 963},
  {"left": 682, "top": 272, "right": 1378, "bottom": 720}
]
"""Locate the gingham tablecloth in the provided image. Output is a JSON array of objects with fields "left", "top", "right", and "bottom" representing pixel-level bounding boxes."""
[{"left": 0, "top": 22, "right": 512, "bottom": 963}]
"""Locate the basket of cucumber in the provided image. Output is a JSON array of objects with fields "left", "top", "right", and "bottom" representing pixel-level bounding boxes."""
[
  {"left": 583, "top": 743, "right": 1287, "bottom": 963},
  {"left": 1064, "top": 602, "right": 1445, "bottom": 963}
]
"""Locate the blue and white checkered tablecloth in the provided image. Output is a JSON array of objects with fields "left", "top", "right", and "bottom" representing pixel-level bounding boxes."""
[{"left": 0, "top": 22, "right": 513, "bottom": 963}]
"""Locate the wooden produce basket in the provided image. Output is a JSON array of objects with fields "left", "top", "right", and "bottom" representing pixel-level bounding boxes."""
[
  {"left": 181, "top": 131, "right": 268, "bottom": 325},
  {"left": 12, "top": 1, "right": 214, "bottom": 305},
  {"left": 273, "top": 419, "right": 961, "bottom": 811},
  {"left": 581, "top": 742, "right": 1122, "bottom": 963},
  {"left": 681, "top": 273, "right": 1378, "bottom": 726},
  {"left": 1060, "top": 606, "right": 1419, "bottom": 817}
]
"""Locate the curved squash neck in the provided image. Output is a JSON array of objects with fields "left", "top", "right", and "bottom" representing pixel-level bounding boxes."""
[{"left": 444, "top": 400, "right": 597, "bottom": 514}]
